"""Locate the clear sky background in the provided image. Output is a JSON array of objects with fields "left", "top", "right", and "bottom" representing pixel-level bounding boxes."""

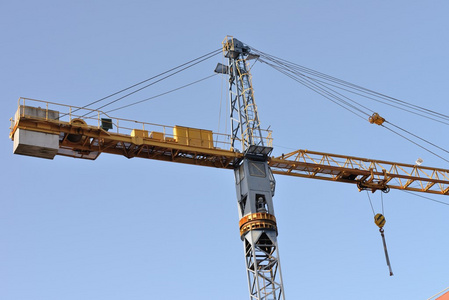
[{"left": 2, "top": 1, "right": 449, "bottom": 299}]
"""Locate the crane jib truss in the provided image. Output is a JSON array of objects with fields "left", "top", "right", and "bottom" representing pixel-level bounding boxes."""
[{"left": 10, "top": 106, "right": 449, "bottom": 195}]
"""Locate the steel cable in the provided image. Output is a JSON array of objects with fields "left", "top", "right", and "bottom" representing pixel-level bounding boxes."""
[
  {"left": 253, "top": 48, "right": 449, "bottom": 123},
  {"left": 68, "top": 48, "right": 221, "bottom": 118},
  {"left": 253, "top": 49, "right": 449, "bottom": 163},
  {"left": 104, "top": 74, "right": 217, "bottom": 114}
]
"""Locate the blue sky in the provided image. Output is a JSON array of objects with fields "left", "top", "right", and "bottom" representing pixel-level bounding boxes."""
[{"left": 2, "top": 1, "right": 449, "bottom": 299}]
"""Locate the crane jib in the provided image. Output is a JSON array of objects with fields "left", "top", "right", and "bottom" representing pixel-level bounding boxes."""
[{"left": 10, "top": 98, "right": 449, "bottom": 195}]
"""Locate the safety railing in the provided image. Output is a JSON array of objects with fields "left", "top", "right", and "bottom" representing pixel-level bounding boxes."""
[{"left": 12, "top": 97, "right": 273, "bottom": 151}]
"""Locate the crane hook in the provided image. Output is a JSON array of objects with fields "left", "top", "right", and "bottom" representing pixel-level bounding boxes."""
[{"left": 374, "top": 213, "right": 394, "bottom": 276}]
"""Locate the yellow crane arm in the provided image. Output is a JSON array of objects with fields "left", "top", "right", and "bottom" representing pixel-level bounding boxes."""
[
  {"left": 10, "top": 108, "right": 241, "bottom": 169},
  {"left": 10, "top": 98, "right": 449, "bottom": 195},
  {"left": 269, "top": 150, "right": 449, "bottom": 195}
]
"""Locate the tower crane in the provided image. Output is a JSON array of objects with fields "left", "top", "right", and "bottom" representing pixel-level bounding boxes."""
[{"left": 9, "top": 36, "right": 449, "bottom": 300}]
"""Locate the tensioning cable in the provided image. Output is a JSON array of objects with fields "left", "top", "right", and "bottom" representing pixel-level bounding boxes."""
[
  {"left": 69, "top": 48, "right": 221, "bottom": 118},
  {"left": 250, "top": 47, "right": 449, "bottom": 164}
]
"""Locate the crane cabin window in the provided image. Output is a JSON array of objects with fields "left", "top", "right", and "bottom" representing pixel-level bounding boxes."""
[{"left": 249, "top": 161, "right": 266, "bottom": 178}]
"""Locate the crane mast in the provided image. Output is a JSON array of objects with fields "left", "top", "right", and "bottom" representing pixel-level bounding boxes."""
[{"left": 220, "top": 36, "right": 285, "bottom": 300}]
